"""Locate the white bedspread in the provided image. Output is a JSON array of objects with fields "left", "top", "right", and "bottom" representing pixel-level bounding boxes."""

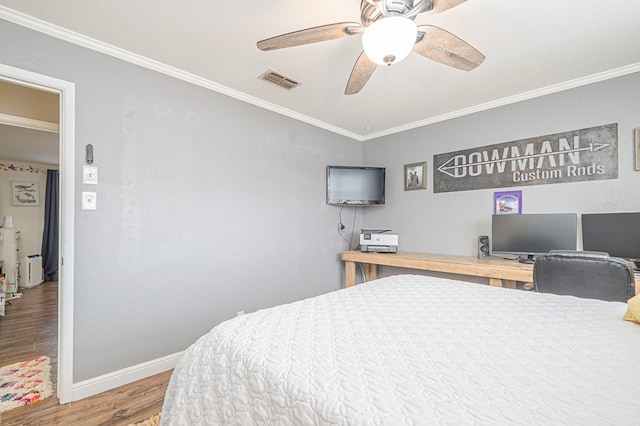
[{"left": 161, "top": 274, "right": 640, "bottom": 425}]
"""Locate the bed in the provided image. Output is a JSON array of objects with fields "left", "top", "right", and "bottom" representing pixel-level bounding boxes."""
[{"left": 161, "top": 274, "right": 640, "bottom": 424}]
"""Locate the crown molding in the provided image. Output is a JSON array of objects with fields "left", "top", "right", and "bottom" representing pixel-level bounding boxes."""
[
  {"left": 2, "top": 6, "right": 638, "bottom": 143},
  {"left": 363, "top": 62, "right": 640, "bottom": 141},
  {"left": 0, "top": 6, "right": 364, "bottom": 141},
  {"left": 0, "top": 112, "right": 59, "bottom": 133}
]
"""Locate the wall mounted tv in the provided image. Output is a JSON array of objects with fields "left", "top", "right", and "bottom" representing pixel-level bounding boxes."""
[
  {"left": 491, "top": 213, "right": 578, "bottom": 263},
  {"left": 326, "top": 166, "right": 385, "bottom": 206}
]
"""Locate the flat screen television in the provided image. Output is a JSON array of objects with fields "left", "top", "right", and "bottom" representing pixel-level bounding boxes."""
[
  {"left": 326, "top": 166, "right": 385, "bottom": 206},
  {"left": 491, "top": 213, "right": 578, "bottom": 263},
  {"left": 582, "top": 212, "right": 640, "bottom": 268}
]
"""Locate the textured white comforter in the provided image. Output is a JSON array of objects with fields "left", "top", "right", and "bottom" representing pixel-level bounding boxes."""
[{"left": 161, "top": 274, "right": 640, "bottom": 425}]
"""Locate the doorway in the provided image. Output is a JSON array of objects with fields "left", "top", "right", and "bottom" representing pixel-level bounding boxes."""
[{"left": 0, "top": 63, "right": 75, "bottom": 404}]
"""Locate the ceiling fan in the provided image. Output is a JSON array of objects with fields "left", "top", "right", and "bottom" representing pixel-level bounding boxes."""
[{"left": 257, "top": 0, "right": 485, "bottom": 95}]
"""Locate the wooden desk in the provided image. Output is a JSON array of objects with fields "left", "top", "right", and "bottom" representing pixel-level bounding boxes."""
[
  {"left": 341, "top": 251, "right": 533, "bottom": 288},
  {"left": 342, "top": 251, "right": 640, "bottom": 295}
]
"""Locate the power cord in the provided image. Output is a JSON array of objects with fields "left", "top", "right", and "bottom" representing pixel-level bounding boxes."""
[
  {"left": 337, "top": 206, "right": 358, "bottom": 250},
  {"left": 336, "top": 206, "right": 365, "bottom": 284}
]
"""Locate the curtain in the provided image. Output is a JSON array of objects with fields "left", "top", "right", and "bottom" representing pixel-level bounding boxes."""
[{"left": 41, "top": 169, "right": 59, "bottom": 282}]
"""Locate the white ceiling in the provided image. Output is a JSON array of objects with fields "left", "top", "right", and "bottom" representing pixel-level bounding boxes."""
[{"left": 0, "top": 0, "right": 639, "bottom": 141}]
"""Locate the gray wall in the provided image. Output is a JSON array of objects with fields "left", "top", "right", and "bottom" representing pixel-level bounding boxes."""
[
  {"left": 0, "top": 20, "right": 362, "bottom": 381},
  {"left": 363, "top": 72, "right": 640, "bottom": 279}
]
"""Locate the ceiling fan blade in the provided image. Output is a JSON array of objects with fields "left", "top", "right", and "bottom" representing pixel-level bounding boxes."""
[
  {"left": 428, "top": 0, "right": 468, "bottom": 15},
  {"left": 257, "top": 22, "right": 362, "bottom": 51},
  {"left": 345, "top": 52, "right": 377, "bottom": 95},
  {"left": 413, "top": 25, "right": 485, "bottom": 71}
]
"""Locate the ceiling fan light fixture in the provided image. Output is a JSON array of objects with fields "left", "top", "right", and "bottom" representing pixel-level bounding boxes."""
[{"left": 362, "top": 16, "right": 417, "bottom": 66}]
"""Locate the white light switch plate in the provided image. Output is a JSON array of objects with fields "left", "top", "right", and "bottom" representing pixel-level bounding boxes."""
[
  {"left": 83, "top": 166, "right": 98, "bottom": 184},
  {"left": 82, "top": 192, "right": 97, "bottom": 210}
]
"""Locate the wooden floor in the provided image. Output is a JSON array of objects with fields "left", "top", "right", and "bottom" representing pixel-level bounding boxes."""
[{"left": 0, "top": 282, "right": 171, "bottom": 425}]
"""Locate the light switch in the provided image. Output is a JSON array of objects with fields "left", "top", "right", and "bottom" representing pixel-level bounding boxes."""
[
  {"left": 82, "top": 192, "right": 97, "bottom": 210},
  {"left": 83, "top": 166, "right": 98, "bottom": 184}
]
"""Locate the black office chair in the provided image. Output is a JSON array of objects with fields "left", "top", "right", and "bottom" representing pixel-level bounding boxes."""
[{"left": 533, "top": 250, "right": 635, "bottom": 302}]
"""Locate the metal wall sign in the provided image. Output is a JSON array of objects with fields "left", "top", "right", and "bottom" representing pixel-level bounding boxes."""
[{"left": 433, "top": 124, "right": 618, "bottom": 193}]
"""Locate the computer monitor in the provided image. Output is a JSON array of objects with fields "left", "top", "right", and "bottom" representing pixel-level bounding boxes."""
[
  {"left": 582, "top": 212, "right": 640, "bottom": 269},
  {"left": 491, "top": 213, "right": 578, "bottom": 263}
]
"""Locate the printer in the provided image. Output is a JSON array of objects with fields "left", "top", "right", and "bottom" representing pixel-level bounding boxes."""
[{"left": 360, "top": 228, "right": 398, "bottom": 253}]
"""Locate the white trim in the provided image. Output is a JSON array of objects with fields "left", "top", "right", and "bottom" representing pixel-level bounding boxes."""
[
  {"left": 0, "top": 6, "right": 362, "bottom": 142},
  {"left": 58, "top": 77, "right": 75, "bottom": 404},
  {"left": 0, "top": 112, "right": 59, "bottom": 133},
  {"left": 72, "top": 352, "right": 183, "bottom": 402},
  {"left": 0, "top": 63, "right": 76, "bottom": 404},
  {"left": 2, "top": 5, "right": 640, "bottom": 143},
  {"left": 362, "top": 62, "right": 640, "bottom": 141}
]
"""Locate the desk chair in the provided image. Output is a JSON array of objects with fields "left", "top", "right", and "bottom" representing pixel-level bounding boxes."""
[{"left": 533, "top": 250, "right": 635, "bottom": 302}]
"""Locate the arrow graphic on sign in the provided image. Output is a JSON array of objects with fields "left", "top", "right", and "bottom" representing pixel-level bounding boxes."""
[{"left": 437, "top": 143, "right": 609, "bottom": 177}]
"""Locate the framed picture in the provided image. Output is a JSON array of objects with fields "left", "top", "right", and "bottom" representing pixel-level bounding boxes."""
[
  {"left": 11, "top": 181, "right": 40, "bottom": 206},
  {"left": 404, "top": 161, "right": 427, "bottom": 191},
  {"left": 635, "top": 128, "right": 640, "bottom": 171},
  {"left": 494, "top": 190, "right": 522, "bottom": 215}
]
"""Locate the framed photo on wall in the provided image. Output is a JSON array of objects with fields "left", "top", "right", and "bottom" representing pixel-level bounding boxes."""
[
  {"left": 404, "top": 161, "right": 427, "bottom": 191},
  {"left": 11, "top": 181, "right": 40, "bottom": 206},
  {"left": 494, "top": 190, "right": 522, "bottom": 215}
]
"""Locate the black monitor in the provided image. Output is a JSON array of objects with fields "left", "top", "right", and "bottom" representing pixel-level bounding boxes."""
[
  {"left": 491, "top": 213, "right": 578, "bottom": 263},
  {"left": 582, "top": 212, "right": 640, "bottom": 269}
]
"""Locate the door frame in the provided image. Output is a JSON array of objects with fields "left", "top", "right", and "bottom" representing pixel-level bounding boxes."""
[{"left": 0, "top": 63, "right": 75, "bottom": 404}]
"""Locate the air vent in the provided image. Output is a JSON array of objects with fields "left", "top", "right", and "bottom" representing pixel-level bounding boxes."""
[{"left": 259, "top": 70, "right": 301, "bottom": 90}]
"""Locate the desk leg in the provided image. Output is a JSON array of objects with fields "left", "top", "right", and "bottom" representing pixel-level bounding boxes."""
[
  {"left": 345, "top": 261, "right": 356, "bottom": 288},
  {"left": 366, "top": 264, "right": 378, "bottom": 282},
  {"left": 489, "top": 278, "right": 516, "bottom": 289},
  {"left": 504, "top": 280, "right": 517, "bottom": 289},
  {"left": 489, "top": 278, "right": 502, "bottom": 287}
]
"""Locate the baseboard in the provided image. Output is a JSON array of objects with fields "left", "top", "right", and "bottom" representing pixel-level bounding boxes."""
[{"left": 71, "top": 351, "right": 184, "bottom": 401}]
